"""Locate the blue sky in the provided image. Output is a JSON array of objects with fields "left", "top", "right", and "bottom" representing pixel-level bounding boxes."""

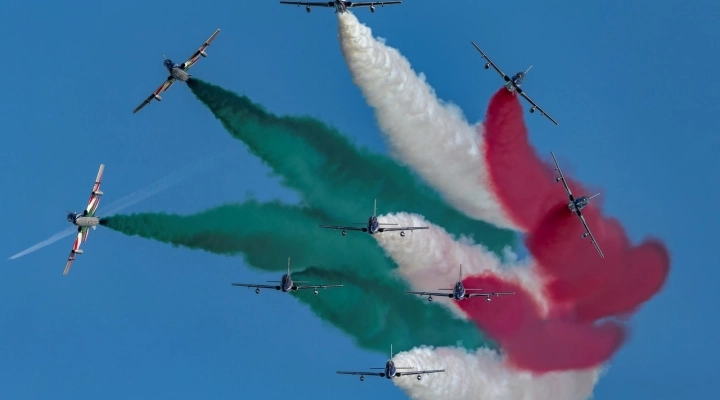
[{"left": 1, "top": 0, "right": 718, "bottom": 398}]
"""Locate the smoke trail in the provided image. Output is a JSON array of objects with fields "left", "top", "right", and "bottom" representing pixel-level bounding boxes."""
[
  {"left": 483, "top": 89, "right": 670, "bottom": 321},
  {"left": 375, "top": 213, "right": 623, "bottom": 372},
  {"left": 336, "top": 13, "right": 513, "bottom": 230},
  {"left": 100, "top": 200, "right": 493, "bottom": 353},
  {"left": 185, "top": 78, "right": 515, "bottom": 254},
  {"left": 392, "top": 347, "right": 599, "bottom": 400},
  {"left": 8, "top": 155, "right": 219, "bottom": 260}
]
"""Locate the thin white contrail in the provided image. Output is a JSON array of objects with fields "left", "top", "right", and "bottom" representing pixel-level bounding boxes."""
[
  {"left": 337, "top": 13, "right": 515, "bottom": 230},
  {"left": 392, "top": 346, "right": 600, "bottom": 400},
  {"left": 8, "top": 152, "right": 228, "bottom": 260}
]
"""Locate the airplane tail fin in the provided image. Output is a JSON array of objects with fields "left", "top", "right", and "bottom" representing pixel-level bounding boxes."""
[
  {"left": 373, "top": 199, "right": 377, "bottom": 217},
  {"left": 287, "top": 257, "right": 291, "bottom": 275},
  {"left": 163, "top": 54, "right": 168, "bottom": 59},
  {"left": 459, "top": 264, "right": 463, "bottom": 282},
  {"left": 589, "top": 193, "right": 601, "bottom": 201},
  {"left": 524, "top": 65, "right": 533, "bottom": 75},
  {"left": 390, "top": 344, "right": 393, "bottom": 359}
]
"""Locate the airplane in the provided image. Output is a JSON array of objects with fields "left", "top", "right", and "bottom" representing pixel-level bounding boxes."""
[
  {"left": 279, "top": 1, "right": 401, "bottom": 13},
  {"left": 64, "top": 164, "right": 105, "bottom": 276},
  {"left": 550, "top": 151, "right": 604, "bottom": 258},
  {"left": 406, "top": 265, "right": 515, "bottom": 303},
  {"left": 337, "top": 344, "right": 444, "bottom": 382},
  {"left": 318, "top": 199, "right": 428, "bottom": 237},
  {"left": 133, "top": 29, "right": 221, "bottom": 113},
  {"left": 471, "top": 41, "right": 558, "bottom": 126},
  {"left": 231, "top": 257, "right": 343, "bottom": 294}
]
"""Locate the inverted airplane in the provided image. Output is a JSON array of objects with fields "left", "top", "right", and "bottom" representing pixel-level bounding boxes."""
[
  {"left": 279, "top": 1, "right": 401, "bottom": 13},
  {"left": 133, "top": 29, "right": 220, "bottom": 113},
  {"left": 471, "top": 41, "right": 558, "bottom": 125},
  {"left": 231, "top": 257, "right": 343, "bottom": 294},
  {"left": 64, "top": 164, "right": 105, "bottom": 276},
  {"left": 337, "top": 344, "right": 444, "bottom": 382},
  {"left": 318, "top": 199, "right": 428, "bottom": 237},
  {"left": 551, "top": 151, "right": 604, "bottom": 258},
  {"left": 406, "top": 265, "right": 515, "bottom": 302}
]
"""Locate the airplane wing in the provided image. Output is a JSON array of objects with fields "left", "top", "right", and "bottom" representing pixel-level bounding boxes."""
[
  {"left": 318, "top": 225, "right": 366, "bottom": 232},
  {"left": 348, "top": 1, "right": 402, "bottom": 6},
  {"left": 396, "top": 369, "right": 445, "bottom": 377},
  {"left": 182, "top": 29, "right": 221, "bottom": 71},
  {"left": 133, "top": 77, "right": 176, "bottom": 113},
  {"left": 550, "top": 151, "right": 574, "bottom": 200},
  {"left": 231, "top": 283, "right": 281, "bottom": 290},
  {"left": 471, "top": 41, "right": 509, "bottom": 81},
  {"left": 380, "top": 226, "right": 429, "bottom": 232},
  {"left": 336, "top": 371, "right": 385, "bottom": 377},
  {"left": 279, "top": 1, "right": 335, "bottom": 7},
  {"left": 466, "top": 291, "right": 515, "bottom": 298},
  {"left": 63, "top": 229, "right": 84, "bottom": 276},
  {"left": 518, "top": 91, "right": 558, "bottom": 125},
  {"left": 406, "top": 290, "right": 453, "bottom": 298},
  {"left": 295, "top": 284, "right": 344, "bottom": 290},
  {"left": 577, "top": 214, "right": 604, "bottom": 258},
  {"left": 84, "top": 164, "right": 105, "bottom": 217}
]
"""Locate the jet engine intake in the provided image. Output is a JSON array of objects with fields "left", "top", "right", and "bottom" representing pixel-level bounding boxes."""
[
  {"left": 530, "top": 106, "right": 536, "bottom": 113},
  {"left": 255, "top": 288, "right": 260, "bottom": 294},
  {"left": 428, "top": 295, "right": 433, "bottom": 302},
  {"left": 313, "top": 289, "right": 319, "bottom": 295},
  {"left": 154, "top": 94, "right": 163, "bottom": 101},
  {"left": 417, "top": 375, "right": 422, "bottom": 381},
  {"left": 484, "top": 63, "right": 490, "bottom": 69},
  {"left": 486, "top": 297, "right": 491, "bottom": 302},
  {"left": 400, "top": 231, "right": 406, "bottom": 237},
  {"left": 93, "top": 190, "right": 104, "bottom": 196},
  {"left": 370, "top": 5, "right": 375, "bottom": 12},
  {"left": 359, "top": 375, "right": 365, "bottom": 381},
  {"left": 306, "top": 5, "right": 311, "bottom": 12},
  {"left": 341, "top": 230, "right": 346, "bottom": 236},
  {"left": 200, "top": 50, "right": 207, "bottom": 57}
]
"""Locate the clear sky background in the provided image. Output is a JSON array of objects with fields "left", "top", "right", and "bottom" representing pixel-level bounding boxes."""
[{"left": 1, "top": 1, "right": 718, "bottom": 399}]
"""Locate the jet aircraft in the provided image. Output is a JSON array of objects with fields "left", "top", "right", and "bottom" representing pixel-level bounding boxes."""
[
  {"left": 279, "top": 1, "right": 401, "bottom": 13},
  {"left": 64, "top": 164, "right": 105, "bottom": 276},
  {"left": 337, "top": 344, "right": 444, "bottom": 382},
  {"left": 133, "top": 29, "right": 221, "bottom": 113},
  {"left": 231, "top": 257, "right": 343, "bottom": 294},
  {"left": 471, "top": 41, "right": 558, "bottom": 125},
  {"left": 551, "top": 151, "right": 604, "bottom": 258},
  {"left": 406, "top": 265, "right": 515, "bottom": 302},
  {"left": 318, "top": 199, "right": 428, "bottom": 237}
]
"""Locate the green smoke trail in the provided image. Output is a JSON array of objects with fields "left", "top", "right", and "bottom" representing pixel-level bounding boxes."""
[
  {"left": 185, "top": 78, "right": 515, "bottom": 254},
  {"left": 100, "top": 201, "right": 495, "bottom": 352}
]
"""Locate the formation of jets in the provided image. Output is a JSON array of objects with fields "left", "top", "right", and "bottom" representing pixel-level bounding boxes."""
[
  {"left": 337, "top": 345, "right": 444, "bottom": 382},
  {"left": 10, "top": 1, "right": 616, "bottom": 390},
  {"left": 280, "top": 1, "right": 402, "bottom": 13},
  {"left": 319, "top": 199, "right": 428, "bottom": 237}
]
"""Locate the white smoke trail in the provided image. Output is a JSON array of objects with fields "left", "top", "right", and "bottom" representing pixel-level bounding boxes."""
[
  {"left": 338, "top": 13, "right": 514, "bottom": 230},
  {"left": 392, "top": 346, "right": 600, "bottom": 400},
  {"left": 377, "top": 212, "right": 547, "bottom": 317},
  {"left": 8, "top": 152, "right": 228, "bottom": 260}
]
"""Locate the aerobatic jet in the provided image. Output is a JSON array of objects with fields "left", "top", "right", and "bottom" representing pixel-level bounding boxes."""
[
  {"left": 337, "top": 344, "right": 444, "bottom": 382},
  {"left": 279, "top": 1, "right": 401, "bottom": 13},
  {"left": 471, "top": 41, "right": 558, "bottom": 125},
  {"left": 551, "top": 151, "right": 604, "bottom": 258},
  {"left": 231, "top": 257, "right": 343, "bottom": 295},
  {"left": 64, "top": 164, "right": 105, "bottom": 276},
  {"left": 406, "top": 265, "right": 515, "bottom": 302},
  {"left": 133, "top": 29, "right": 220, "bottom": 113},
  {"left": 318, "top": 199, "right": 428, "bottom": 237}
]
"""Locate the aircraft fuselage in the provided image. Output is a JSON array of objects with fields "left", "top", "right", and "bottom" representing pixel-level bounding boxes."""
[
  {"left": 505, "top": 72, "right": 525, "bottom": 92},
  {"left": 384, "top": 360, "right": 397, "bottom": 379},
  {"left": 280, "top": 273, "right": 295, "bottom": 292},
  {"left": 164, "top": 59, "right": 189, "bottom": 81},
  {"left": 453, "top": 281, "right": 467, "bottom": 300},
  {"left": 568, "top": 196, "right": 590, "bottom": 215},
  {"left": 367, "top": 216, "right": 380, "bottom": 234},
  {"left": 67, "top": 213, "right": 99, "bottom": 227}
]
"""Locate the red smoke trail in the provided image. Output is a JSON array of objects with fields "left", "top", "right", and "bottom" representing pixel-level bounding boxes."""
[
  {"left": 456, "top": 274, "right": 624, "bottom": 372},
  {"left": 456, "top": 89, "right": 670, "bottom": 371}
]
